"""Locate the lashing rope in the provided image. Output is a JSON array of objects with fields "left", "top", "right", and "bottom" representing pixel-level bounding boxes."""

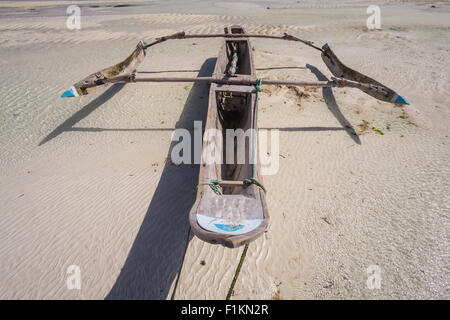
[
  {"left": 228, "top": 53, "right": 238, "bottom": 76},
  {"left": 252, "top": 78, "right": 262, "bottom": 93},
  {"left": 198, "top": 177, "right": 266, "bottom": 194},
  {"left": 198, "top": 178, "right": 223, "bottom": 195},
  {"left": 243, "top": 177, "right": 266, "bottom": 194},
  {"left": 226, "top": 243, "right": 249, "bottom": 300}
]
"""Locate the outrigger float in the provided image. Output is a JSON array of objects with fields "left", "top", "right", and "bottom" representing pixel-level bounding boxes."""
[{"left": 62, "top": 25, "right": 409, "bottom": 249}]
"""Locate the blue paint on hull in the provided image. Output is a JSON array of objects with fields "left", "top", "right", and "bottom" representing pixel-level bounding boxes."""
[{"left": 214, "top": 224, "right": 244, "bottom": 232}]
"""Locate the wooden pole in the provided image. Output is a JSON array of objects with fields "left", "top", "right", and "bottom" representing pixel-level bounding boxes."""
[
  {"left": 133, "top": 75, "right": 371, "bottom": 89},
  {"left": 143, "top": 32, "right": 323, "bottom": 52},
  {"left": 184, "top": 33, "right": 323, "bottom": 51},
  {"left": 134, "top": 76, "right": 336, "bottom": 87},
  {"left": 90, "top": 74, "right": 382, "bottom": 92}
]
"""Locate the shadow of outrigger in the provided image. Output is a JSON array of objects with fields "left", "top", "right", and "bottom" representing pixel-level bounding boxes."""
[{"left": 40, "top": 64, "right": 350, "bottom": 146}]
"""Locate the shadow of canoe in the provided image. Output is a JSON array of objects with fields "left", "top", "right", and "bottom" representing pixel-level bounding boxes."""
[{"left": 105, "top": 58, "right": 216, "bottom": 299}]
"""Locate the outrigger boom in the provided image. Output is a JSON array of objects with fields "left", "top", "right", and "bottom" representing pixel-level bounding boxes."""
[
  {"left": 66, "top": 73, "right": 401, "bottom": 95},
  {"left": 61, "top": 29, "right": 409, "bottom": 105}
]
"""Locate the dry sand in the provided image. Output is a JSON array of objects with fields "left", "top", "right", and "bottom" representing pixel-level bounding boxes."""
[{"left": 0, "top": 0, "right": 449, "bottom": 299}]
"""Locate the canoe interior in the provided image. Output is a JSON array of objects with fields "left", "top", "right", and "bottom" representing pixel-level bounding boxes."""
[
  {"left": 214, "top": 39, "right": 254, "bottom": 77},
  {"left": 216, "top": 90, "right": 252, "bottom": 194},
  {"left": 226, "top": 26, "right": 246, "bottom": 34}
]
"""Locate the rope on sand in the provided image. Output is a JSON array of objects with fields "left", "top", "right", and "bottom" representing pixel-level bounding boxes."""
[{"left": 226, "top": 243, "right": 249, "bottom": 300}]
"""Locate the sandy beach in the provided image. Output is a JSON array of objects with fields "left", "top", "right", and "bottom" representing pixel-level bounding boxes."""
[{"left": 0, "top": 0, "right": 449, "bottom": 299}]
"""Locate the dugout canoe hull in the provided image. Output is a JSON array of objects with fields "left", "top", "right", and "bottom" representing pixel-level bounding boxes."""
[{"left": 188, "top": 26, "right": 269, "bottom": 248}]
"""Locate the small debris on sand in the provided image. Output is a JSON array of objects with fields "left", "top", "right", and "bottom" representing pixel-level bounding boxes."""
[
  {"left": 372, "top": 127, "right": 384, "bottom": 135},
  {"left": 321, "top": 217, "right": 331, "bottom": 225},
  {"left": 358, "top": 120, "right": 370, "bottom": 134}
]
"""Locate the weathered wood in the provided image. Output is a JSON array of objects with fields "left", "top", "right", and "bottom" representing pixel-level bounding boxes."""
[
  {"left": 134, "top": 75, "right": 387, "bottom": 91},
  {"left": 321, "top": 44, "right": 409, "bottom": 104},
  {"left": 65, "top": 41, "right": 146, "bottom": 97},
  {"left": 75, "top": 70, "right": 399, "bottom": 101},
  {"left": 143, "top": 31, "right": 186, "bottom": 49},
  {"left": 63, "top": 29, "right": 408, "bottom": 104},
  {"left": 134, "top": 76, "right": 335, "bottom": 87},
  {"left": 188, "top": 26, "right": 269, "bottom": 248},
  {"left": 183, "top": 33, "right": 322, "bottom": 51},
  {"left": 219, "top": 180, "right": 246, "bottom": 186}
]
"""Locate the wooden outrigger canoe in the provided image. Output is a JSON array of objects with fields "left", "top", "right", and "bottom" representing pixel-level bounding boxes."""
[{"left": 61, "top": 25, "right": 409, "bottom": 248}]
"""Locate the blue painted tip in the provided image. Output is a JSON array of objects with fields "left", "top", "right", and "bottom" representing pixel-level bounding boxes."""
[
  {"left": 61, "top": 90, "right": 75, "bottom": 98},
  {"left": 61, "top": 86, "right": 79, "bottom": 98},
  {"left": 141, "top": 40, "right": 147, "bottom": 46},
  {"left": 395, "top": 94, "right": 410, "bottom": 105}
]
